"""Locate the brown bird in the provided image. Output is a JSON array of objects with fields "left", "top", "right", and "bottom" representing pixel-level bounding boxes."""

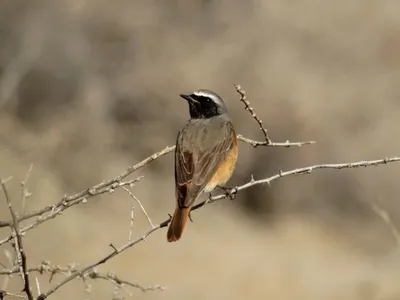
[{"left": 167, "top": 89, "right": 238, "bottom": 242}]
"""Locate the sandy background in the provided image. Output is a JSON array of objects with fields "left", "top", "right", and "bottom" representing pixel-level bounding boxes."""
[{"left": 1, "top": 0, "right": 400, "bottom": 299}]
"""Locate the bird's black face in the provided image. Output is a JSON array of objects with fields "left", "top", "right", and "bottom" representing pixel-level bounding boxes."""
[{"left": 180, "top": 90, "right": 228, "bottom": 119}]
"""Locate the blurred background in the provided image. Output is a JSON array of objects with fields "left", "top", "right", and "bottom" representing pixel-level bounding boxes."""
[{"left": 0, "top": 0, "right": 400, "bottom": 299}]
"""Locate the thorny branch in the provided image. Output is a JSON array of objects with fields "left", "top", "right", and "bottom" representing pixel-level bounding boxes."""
[
  {"left": 234, "top": 84, "right": 271, "bottom": 144},
  {"left": 0, "top": 84, "right": 399, "bottom": 300},
  {"left": 21, "top": 164, "right": 33, "bottom": 215},
  {"left": 0, "top": 261, "right": 164, "bottom": 297},
  {"left": 87, "top": 269, "right": 165, "bottom": 293},
  {"left": 14, "top": 155, "right": 400, "bottom": 300},
  {"left": 0, "top": 177, "right": 144, "bottom": 246},
  {"left": 122, "top": 186, "right": 154, "bottom": 229},
  {"left": 233, "top": 84, "right": 314, "bottom": 147},
  {"left": 1, "top": 179, "right": 33, "bottom": 300},
  {"left": 34, "top": 229, "right": 164, "bottom": 300}
]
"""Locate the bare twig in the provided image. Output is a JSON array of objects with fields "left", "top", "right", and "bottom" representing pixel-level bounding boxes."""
[
  {"left": 0, "top": 145, "right": 174, "bottom": 229},
  {"left": 87, "top": 269, "right": 165, "bottom": 293},
  {"left": 0, "top": 261, "right": 162, "bottom": 297},
  {"left": 364, "top": 198, "right": 400, "bottom": 246},
  {"left": 1, "top": 249, "right": 13, "bottom": 293},
  {"left": 1, "top": 179, "right": 33, "bottom": 300},
  {"left": 0, "top": 261, "right": 78, "bottom": 276},
  {"left": 122, "top": 187, "right": 154, "bottom": 229},
  {"left": 237, "top": 134, "right": 315, "bottom": 148},
  {"left": 0, "top": 177, "right": 144, "bottom": 246},
  {"left": 234, "top": 84, "right": 271, "bottom": 143},
  {"left": 21, "top": 164, "right": 33, "bottom": 214},
  {"left": 36, "top": 226, "right": 161, "bottom": 300},
  {"left": 234, "top": 84, "right": 315, "bottom": 148},
  {"left": 35, "top": 277, "right": 41, "bottom": 296},
  {"left": 0, "top": 290, "right": 26, "bottom": 299},
  {"left": 128, "top": 205, "right": 135, "bottom": 242}
]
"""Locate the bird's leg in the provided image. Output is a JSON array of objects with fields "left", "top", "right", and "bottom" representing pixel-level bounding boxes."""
[{"left": 217, "top": 185, "right": 236, "bottom": 200}]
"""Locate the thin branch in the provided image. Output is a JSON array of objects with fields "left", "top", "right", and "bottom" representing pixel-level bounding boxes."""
[
  {"left": 237, "top": 134, "right": 315, "bottom": 148},
  {"left": 0, "top": 145, "right": 174, "bottom": 229},
  {"left": 0, "top": 261, "right": 162, "bottom": 297},
  {"left": 0, "top": 177, "right": 144, "bottom": 246},
  {"left": 34, "top": 155, "right": 400, "bottom": 300},
  {"left": 128, "top": 205, "right": 135, "bottom": 242},
  {"left": 21, "top": 164, "right": 33, "bottom": 214},
  {"left": 122, "top": 187, "right": 154, "bottom": 229},
  {"left": 234, "top": 84, "right": 315, "bottom": 148},
  {"left": 1, "top": 179, "right": 33, "bottom": 300},
  {"left": 87, "top": 270, "right": 165, "bottom": 293},
  {"left": 35, "top": 277, "right": 41, "bottom": 296},
  {"left": 0, "top": 290, "right": 26, "bottom": 299},
  {"left": 364, "top": 198, "right": 400, "bottom": 246},
  {"left": 234, "top": 84, "right": 271, "bottom": 143},
  {"left": 1, "top": 248, "right": 13, "bottom": 293},
  {"left": 36, "top": 227, "right": 161, "bottom": 300}
]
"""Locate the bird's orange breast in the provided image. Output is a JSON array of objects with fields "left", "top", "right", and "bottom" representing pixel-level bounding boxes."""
[{"left": 203, "top": 140, "right": 238, "bottom": 193}]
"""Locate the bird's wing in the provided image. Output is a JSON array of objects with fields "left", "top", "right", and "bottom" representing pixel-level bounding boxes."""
[{"left": 175, "top": 122, "right": 235, "bottom": 208}]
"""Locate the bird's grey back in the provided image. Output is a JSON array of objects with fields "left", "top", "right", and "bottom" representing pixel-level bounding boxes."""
[{"left": 178, "top": 116, "right": 233, "bottom": 152}]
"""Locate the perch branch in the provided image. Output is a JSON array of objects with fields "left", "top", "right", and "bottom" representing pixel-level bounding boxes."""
[
  {"left": 193, "top": 157, "right": 400, "bottom": 207},
  {"left": 34, "top": 155, "right": 400, "bottom": 300}
]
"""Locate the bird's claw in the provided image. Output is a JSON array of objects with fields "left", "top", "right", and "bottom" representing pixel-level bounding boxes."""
[
  {"left": 188, "top": 211, "right": 194, "bottom": 222},
  {"left": 217, "top": 185, "right": 236, "bottom": 200}
]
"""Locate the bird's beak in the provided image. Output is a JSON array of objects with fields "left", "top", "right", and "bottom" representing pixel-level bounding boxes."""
[{"left": 180, "top": 94, "right": 199, "bottom": 104}]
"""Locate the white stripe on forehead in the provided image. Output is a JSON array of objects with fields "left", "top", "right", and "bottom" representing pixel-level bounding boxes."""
[{"left": 193, "top": 89, "right": 220, "bottom": 100}]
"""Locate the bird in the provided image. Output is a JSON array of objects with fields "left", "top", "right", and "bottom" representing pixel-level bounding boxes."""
[{"left": 167, "top": 89, "right": 238, "bottom": 242}]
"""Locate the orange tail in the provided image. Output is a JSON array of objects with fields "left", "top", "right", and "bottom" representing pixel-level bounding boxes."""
[{"left": 167, "top": 206, "right": 190, "bottom": 242}]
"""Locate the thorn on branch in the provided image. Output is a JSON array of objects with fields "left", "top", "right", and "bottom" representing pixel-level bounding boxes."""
[
  {"left": 20, "top": 164, "right": 33, "bottom": 213},
  {"left": 109, "top": 244, "right": 118, "bottom": 252},
  {"left": 1, "top": 179, "right": 33, "bottom": 300},
  {"left": 234, "top": 84, "right": 271, "bottom": 145},
  {"left": 234, "top": 84, "right": 315, "bottom": 148}
]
